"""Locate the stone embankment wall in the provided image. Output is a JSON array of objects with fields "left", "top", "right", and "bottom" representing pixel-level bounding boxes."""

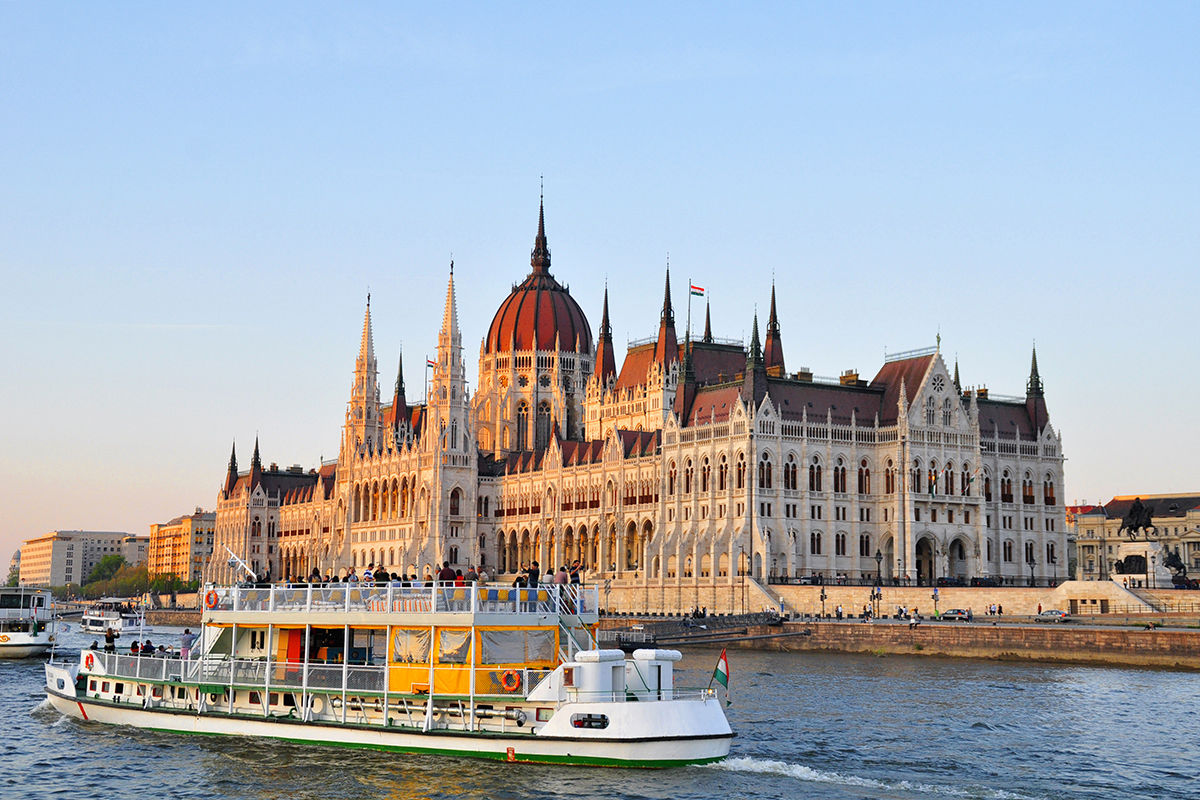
[
  {"left": 724, "top": 621, "right": 1200, "bottom": 670},
  {"left": 588, "top": 578, "right": 1168, "bottom": 617},
  {"left": 145, "top": 610, "right": 201, "bottom": 627}
]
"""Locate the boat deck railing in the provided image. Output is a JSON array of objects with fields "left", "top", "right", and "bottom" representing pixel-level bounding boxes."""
[
  {"left": 81, "top": 651, "right": 718, "bottom": 706},
  {"left": 207, "top": 583, "right": 599, "bottom": 619}
]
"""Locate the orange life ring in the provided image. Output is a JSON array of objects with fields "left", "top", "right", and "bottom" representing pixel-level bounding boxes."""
[
  {"left": 84, "top": 653, "right": 95, "bottom": 670},
  {"left": 500, "top": 670, "right": 521, "bottom": 691},
  {"left": 204, "top": 590, "right": 219, "bottom": 609}
]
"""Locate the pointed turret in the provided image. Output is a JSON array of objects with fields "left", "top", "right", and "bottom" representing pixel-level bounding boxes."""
[
  {"left": 953, "top": 359, "right": 962, "bottom": 394},
  {"left": 249, "top": 436, "right": 263, "bottom": 489},
  {"left": 763, "top": 283, "right": 785, "bottom": 375},
  {"left": 1025, "top": 345, "right": 1048, "bottom": 433},
  {"left": 702, "top": 299, "right": 713, "bottom": 343},
  {"left": 652, "top": 267, "right": 679, "bottom": 366},
  {"left": 530, "top": 195, "right": 551, "bottom": 275},
  {"left": 223, "top": 441, "right": 238, "bottom": 497},
  {"left": 741, "top": 312, "right": 768, "bottom": 407},
  {"left": 593, "top": 285, "right": 617, "bottom": 384},
  {"left": 345, "top": 295, "right": 382, "bottom": 455},
  {"left": 392, "top": 349, "right": 408, "bottom": 432}
]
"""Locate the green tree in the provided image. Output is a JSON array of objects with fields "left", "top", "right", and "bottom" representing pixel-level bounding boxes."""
[
  {"left": 85, "top": 554, "right": 128, "bottom": 585},
  {"left": 5, "top": 553, "right": 18, "bottom": 587}
]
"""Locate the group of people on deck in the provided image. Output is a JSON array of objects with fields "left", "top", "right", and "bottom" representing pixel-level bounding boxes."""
[{"left": 510, "top": 560, "right": 584, "bottom": 589}]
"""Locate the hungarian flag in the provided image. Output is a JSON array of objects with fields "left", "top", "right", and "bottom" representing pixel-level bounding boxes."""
[
  {"left": 711, "top": 648, "right": 730, "bottom": 704},
  {"left": 426, "top": 359, "right": 436, "bottom": 368},
  {"left": 928, "top": 470, "right": 937, "bottom": 496},
  {"left": 690, "top": 284, "right": 705, "bottom": 297}
]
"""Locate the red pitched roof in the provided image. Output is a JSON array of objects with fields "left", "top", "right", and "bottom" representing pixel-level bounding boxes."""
[{"left": 869, "top": 355, "right": 933, "bottom": 425}]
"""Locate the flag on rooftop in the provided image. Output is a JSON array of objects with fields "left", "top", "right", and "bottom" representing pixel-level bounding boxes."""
[{"left": 690, "top": 284, "right": 705, "bottom": 296}]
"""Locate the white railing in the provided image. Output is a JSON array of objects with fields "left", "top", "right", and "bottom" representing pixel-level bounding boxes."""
[{"left": 206, "top": 583, "right": 599, "bottom": 619}]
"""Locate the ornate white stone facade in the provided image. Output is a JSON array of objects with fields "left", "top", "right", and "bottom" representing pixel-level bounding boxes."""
[{"left": 204, "top": 203, "right": 1068, "bottom": 595}]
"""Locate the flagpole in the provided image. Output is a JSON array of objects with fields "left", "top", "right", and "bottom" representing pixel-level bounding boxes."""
[{"left": 686, "top": 275, "right": 692, "bottom": 347}]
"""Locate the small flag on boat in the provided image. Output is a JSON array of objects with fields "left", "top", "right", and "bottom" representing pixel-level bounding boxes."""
[
  {"left": 711, "top": 648, "right": 731, "bottom": 704},
  {"left": 690, "top": 284, "right": 705, "bottom": 297}
]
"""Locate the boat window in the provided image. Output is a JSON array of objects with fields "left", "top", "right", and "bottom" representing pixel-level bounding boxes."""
[
  {"left": 207, "top": 627, "right": 233, "bottom": 656},
  {"left": 570, "top": 713, "right": 609, "bottom": 729},
  {"left": 479, "top": 629, "right": 555, "bottom": 664},
  {"left": 437, "top": 629, "right": 470, "bottom": 664},
  {"left": 536, "top": 708, "right": 553, "bottom": 722},
  {"left": 563, "top": 667, "right": 575, "bottom": 687},
  {"left": 392, "top": 628, "right": 431, "bottom": 663},
  {"left": 351, "top": 628, "right": 387, "bottom": 665}
]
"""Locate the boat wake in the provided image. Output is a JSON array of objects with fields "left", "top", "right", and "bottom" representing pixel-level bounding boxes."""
[
  {"left": 703, "top": 756, "right": 1039, "bottom": 799},
  {"left": 29, "top": 697, "right": 57, "bottom": 718}
]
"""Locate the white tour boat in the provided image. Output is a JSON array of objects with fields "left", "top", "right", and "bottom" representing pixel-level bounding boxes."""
[
  {"left": 0, "top": 587, "right": 56, "bottom": 658},
  {"left": 80, "top": 598, "right": 147, "bottom": 634},
  {"left": 46, "top": 582, "right": 732, "bottom": 767}
]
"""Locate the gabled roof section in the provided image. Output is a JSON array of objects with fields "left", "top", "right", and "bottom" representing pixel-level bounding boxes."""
[
  {"left": 976, "top": 398, "right": 1039, "bottom": 439},
  {"left": 870, "top": 354, "right": 934, "bottom": 425},
  {"left": 617, "top": 429, "right": 660, "bottom": 458}
]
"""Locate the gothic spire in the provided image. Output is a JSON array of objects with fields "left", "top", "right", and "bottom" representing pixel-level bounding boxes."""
[
  {"left": 594, "top": 284, "right": 617, "bottom": 383},
  {"left": 953, "top": 359, "right": 961, "bottom": 394},
  {"left": 653, "top": 267, "right": 678, "bottom": 366},
  {"left": 249, "top": 436, "right": 263, "bottom": 488},
  {"left": 763, "top": 282, "right": 785, "bottom": 373},
  {"left": 1026, "top": 345, "right": 1044, "bottom": 396},
  {"left": 530, "top": 194, "right": 551, "bottom": 275},
  {"left": 392, "top": 348, "right": 408, "bottom": 429},
  {"left": 357, "top": 296, "right": 375, "bottom": 372},
  {"left": 223, "top": 440, "right": 238, "bottom": 496},
  {"left": 747, "top": 312, "right": 763, "bottom": 368},
  {"left": 702, "top": 298, "right": 713, "bottom": 343}
]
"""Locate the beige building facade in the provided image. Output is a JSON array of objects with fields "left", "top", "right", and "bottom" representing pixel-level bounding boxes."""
[
  {"left": 1073, "top": 494, "right": 1200, "bottom": 585},
  {"left": 205, "top": 200, "right": 1068, "bottom": 598},
  {"left": 19, "top": 530, "right": 144, "bottom": 587},
  {"left": 149, "top": 509, "right": 215, "bottom": 583}
]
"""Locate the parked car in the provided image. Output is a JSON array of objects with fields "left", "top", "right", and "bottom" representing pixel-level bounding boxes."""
[
  {"left": 1036, "top": 609, "right": 1070, "bottom": 623},
  {"left": 798, "top": 575, "right": 820, "bottom": 585},
  {"left": 936, "top": 576, "right": 966, "bottom": 587},
  {"left": 940, "top": 608, "right": 971, "bottom": 621},
  {"left": 970, "top": 576, "right": 1001, "bottom": 587}
]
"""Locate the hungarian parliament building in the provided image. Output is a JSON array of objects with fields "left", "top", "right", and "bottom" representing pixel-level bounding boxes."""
[{"left": 205, "top": 201, "right": 1068, "bottom": 591}]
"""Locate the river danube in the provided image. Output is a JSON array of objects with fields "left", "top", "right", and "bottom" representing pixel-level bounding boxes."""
[{"left": 6, "top": 625, "right": 1196, "bottom": 800}]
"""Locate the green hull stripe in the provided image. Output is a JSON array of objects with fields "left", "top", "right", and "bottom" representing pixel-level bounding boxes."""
[{"left": 139, "top": 725, "right": 723, "bottom": 768}]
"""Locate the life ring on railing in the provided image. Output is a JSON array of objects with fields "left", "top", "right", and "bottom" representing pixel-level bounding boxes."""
[
  {"left": 204, "top": 590, "right": 219, "bottom": 609},
  {"left": 501, "top": 670, "right": 521, "bottom": 691},
  {"left": 84, "top": 653, "right": 95, "bottom": 670}
]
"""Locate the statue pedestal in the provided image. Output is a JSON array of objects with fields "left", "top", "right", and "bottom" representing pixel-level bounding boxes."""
[{"left": 1109, "top": 540, "right": 1173, "bottom": 589}]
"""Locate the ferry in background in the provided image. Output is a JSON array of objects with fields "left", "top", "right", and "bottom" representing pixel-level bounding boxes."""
[
  {"left": 0, "top": 587, "right": 56, "bottom": 658},
  {"left": 81, "top": 598, "right": 146, "bottom": 634},
  {"left": 46, "top": 582, "right": 732, "bottom": 767}
]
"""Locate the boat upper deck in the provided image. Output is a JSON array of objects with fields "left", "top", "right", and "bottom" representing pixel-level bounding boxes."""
[{"left": 205, "top": 582, "right": 599, "bottom": 623}]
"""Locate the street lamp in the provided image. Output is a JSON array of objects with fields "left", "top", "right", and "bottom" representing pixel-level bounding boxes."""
[
  {"left": 1027, "top": 553, "right": 1036, "bottom": 587},
  {"left": 819, "top": 587, "right": 827, "bottom": 618},
  {"left": 874, "top": 549, "right": 883, "bottom": 586},
  {"left": 931, "top": 587, "right": 939, "bottom": 616},
  {"left": 1149, "top": 554, "right": 1155, "bottom": 590},
  {"left": 870, "top": 585, "right": 882, "bottom": 619}
]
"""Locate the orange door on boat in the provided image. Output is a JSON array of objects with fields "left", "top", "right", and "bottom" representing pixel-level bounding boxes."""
[{"left": 286, "top": 629, "right": 304, "bottom": 664}]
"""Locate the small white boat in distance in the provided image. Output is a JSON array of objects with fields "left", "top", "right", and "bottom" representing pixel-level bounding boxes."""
[
  {"left": 81, "top": 598, "right": 147, "bottom": 634},
  {"left": 46, "top": 582, "right": 732, "bottom": 767},
  {"left": 0, "top": 587, "right": 56, "bottom": 659}
]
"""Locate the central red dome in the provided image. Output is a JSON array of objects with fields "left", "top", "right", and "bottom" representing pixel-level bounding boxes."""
[{"left": 484, "top": 202, "right": 593, "bottom": 355}]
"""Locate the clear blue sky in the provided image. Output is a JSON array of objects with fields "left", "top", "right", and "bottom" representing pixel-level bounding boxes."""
[{"left": 3, "top": 3, "right": 1197, "bottom": 561}]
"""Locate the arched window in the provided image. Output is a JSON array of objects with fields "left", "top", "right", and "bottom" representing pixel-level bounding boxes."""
[
  {"left": 735, "top": 454, "right": 746, "bottom": 490},
  {"left": 701, "top": 458, "right": 711, "bottom": 492},
  {"left": 784, "top": 453, "right": 798, "bottom": 491},
  {"left": 835, "top": 533, "right": 846, "bottom": 556},
  {"left": 859, "top": 533, "right": 871, "bottom": 557},
  {"left": 1043, "top": 476, "right": 1056, "bottom": 506},
  {"left": 758, "top": 453, "right": 772, "bottom": 489},
  {"left": 912, "top": 460, "right": 923, "bottom": 494},
  {"left": 535, "top": 402, "right": 552, "bottom": 450},
  {"left": 449, "top": 488, "right": 462, "bottom": 516},
  {"left": 718, "top": 456, "right": 728, "bottom": 491},
  {"left": 1003, "top": 539, "right": 1014, "bottom": 562},
  {"left": 391, "top": 479, "right": 399, "bottom": 520},
  {"left": 928, "top": 460, "right": 938, "bottom": 496},
  {"left": 809, "top": 457, "right": 822, "bottom": 492},
  {"left": 1022, "top": 473, "right": 1035, "bottom": 505},
  {"left": 942, "top": 397, "right": 952, "bottom": 426},
  {"left": 667, "top": 462, "right": 677, "bottom": 496},
  {"left": 371, "top": 482, "right": 380, "bottom": 520},
  {"left": 684, "top": 460, "right": 694, "bottom": 494},
  {"left": 1001, "top": 470, "right": 1013, "bottom": 503},
  {"left": 885, "top": 460, "right": 895, "bottom": 494},
  {"left": 943, "top": 462, "right": 954, "bottom": 496},
  {"left": 832, "top": 458, "right": 846, "bottom": 493},
  {"left": 515, "top": 402, "right": 529, "bottom": 451},
  {"left": 857, "top": 459, "right": 870, "bottom": 494},
  {"left": 450, "top": 418, "right": 459, "bottom": 451},
  {"left": 961, "top": 465, "right": 970, "bottom": 496},
  {"left": 810, "top": 531, "right": 822, "bottom": 555},
  {"left": 984, "top": 472, "right": 993, "bottom": 502},
  {"left": 925, "top": 396, "right": 935, "bottom": 425}
]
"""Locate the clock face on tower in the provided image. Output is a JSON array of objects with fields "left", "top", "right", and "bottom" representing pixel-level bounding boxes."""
[{"left": 931, "top": 375, "right": 945, "bottom": 393}]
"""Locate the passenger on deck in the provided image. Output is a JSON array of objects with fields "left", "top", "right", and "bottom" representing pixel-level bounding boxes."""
[
  {"left": 465, "top": 565, "right": 478, "bottom": 582},
  {"left": 437, "top": 561, "right": 456, "bottom": 583},
  {"left": 554, "top": 566, "right": 568, "bottom": 585},
  {"left": 454, "top": 570, "right": 465, "bottom": 587},
  {"left": 130, "top": 641, "right": 141, "bottom": 655},
  {"left": 104, "top": 628, "right": 118, "bottom": 653}
]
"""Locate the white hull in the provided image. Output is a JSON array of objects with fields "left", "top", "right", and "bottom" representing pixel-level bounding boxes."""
[
  {"left": 0, "top": 641, "right": 52, "bottom": 659},
  {"left": 45, "top": 682, "right": 731, "bottom": 767}
]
